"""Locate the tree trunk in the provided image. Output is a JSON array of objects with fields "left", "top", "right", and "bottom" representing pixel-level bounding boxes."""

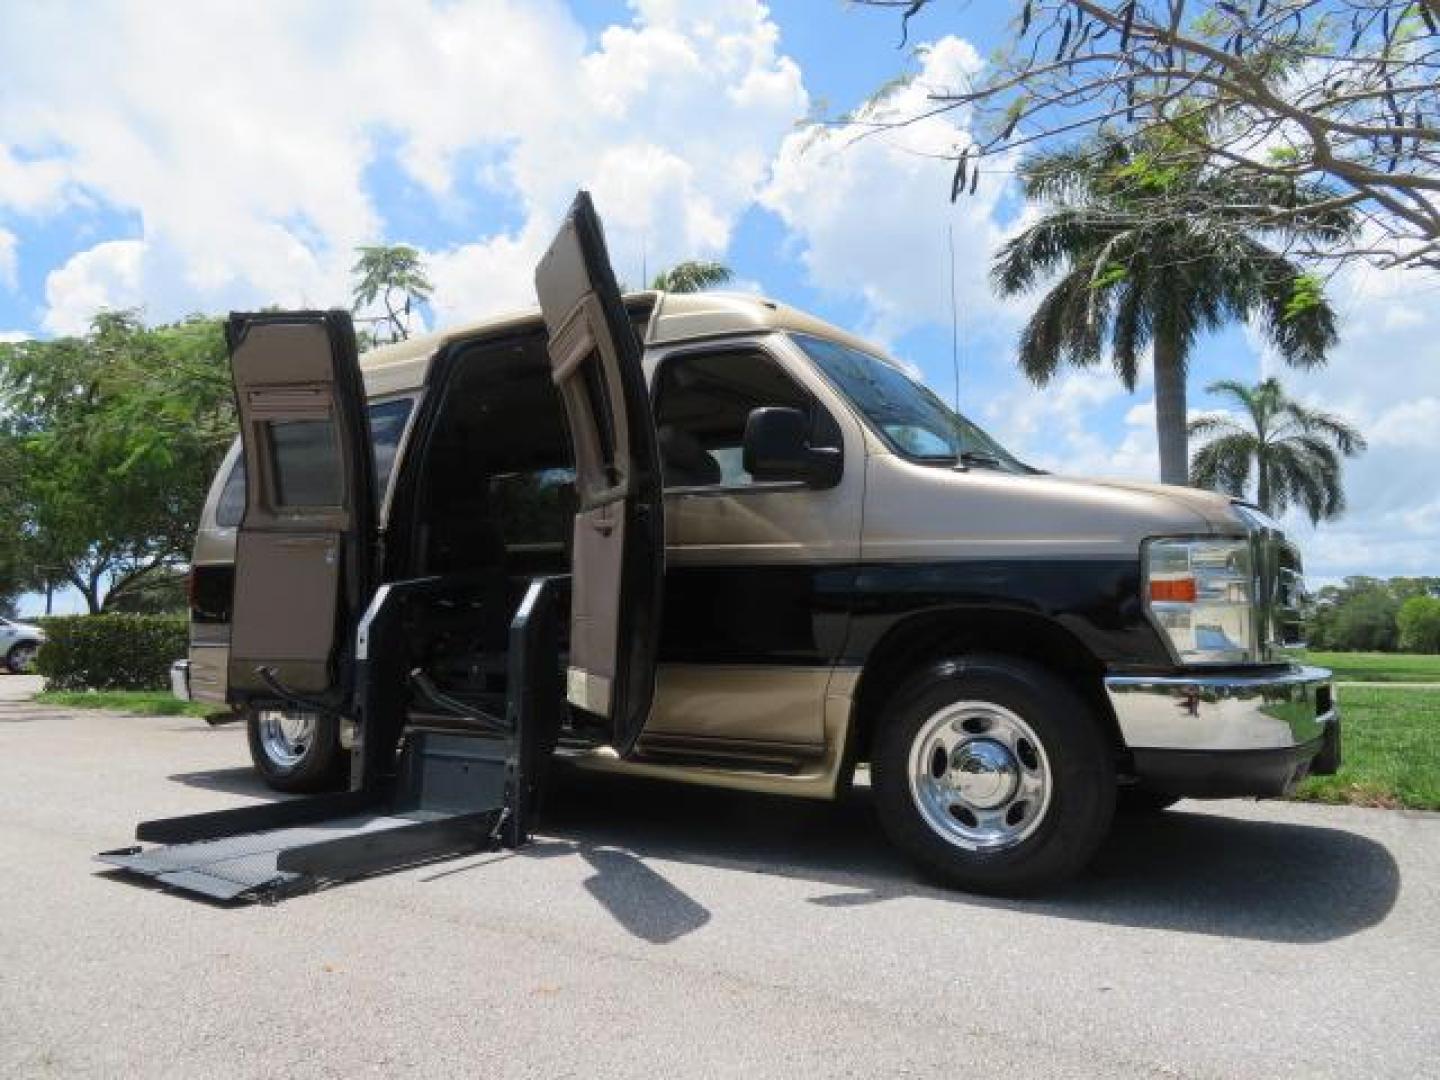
[
  {"left": 1255, "top": 450, "right": 1272, "bottom": 514},
  {"left": 1152, "top": 329, "right": 1189, "bottom": 486},
  {"left": 67, "top": 572, "right": 101, "bottom": 614}
]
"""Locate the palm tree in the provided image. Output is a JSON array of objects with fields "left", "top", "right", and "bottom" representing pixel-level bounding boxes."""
[
  {"left": 351, "top": 244, "right": 434, "bottom": 343},
  {"left": 1189, "top": 378, "right": 1366, "bottom": 523},
  {"left": 992, "top": 134, "right": 1353, "bottom": 484},
  {"left": 650, "top": 260, "right": 733, "bottom": 293}
]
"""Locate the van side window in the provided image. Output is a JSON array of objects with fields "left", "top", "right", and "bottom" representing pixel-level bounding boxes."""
[
  {"left": 216, "top": 397, "right": 414, "bottom": 526},
  {"left": 653, "top": 350, "right": 837, "bottom": 489}
]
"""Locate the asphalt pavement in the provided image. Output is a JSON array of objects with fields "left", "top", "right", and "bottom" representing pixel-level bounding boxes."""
[{"left": 1, "top": 679, "right": 1437, "bottom": 1078}]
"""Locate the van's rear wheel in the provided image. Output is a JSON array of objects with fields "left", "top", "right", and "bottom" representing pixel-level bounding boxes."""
[
  {"left": 872, "top": 656, "right": 1115, "bottom": 896},
  {"left": 246, "top": 709, "right": 345, "bottom": 793}
]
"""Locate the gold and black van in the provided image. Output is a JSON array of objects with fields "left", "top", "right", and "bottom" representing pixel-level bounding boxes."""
[{"left": 172, "top": 194, "right": 1339, "bottom": 893}]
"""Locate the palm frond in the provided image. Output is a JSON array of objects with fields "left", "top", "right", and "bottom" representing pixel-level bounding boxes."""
[
  {"left": 651, "top": 261, "right": 733, "bottom": 293},
  {"left": 991, "top": 210, "right": 1112, "bottom": 297},
  {"left": 1186, "top": 413, "right": 1247, "bottom": 439},
  {"left": 1281, "top": 399, "right": 1368, "bottom": 454},
  {"left": 1190, "top": 432, "right": 1254, "bottom": 495}
]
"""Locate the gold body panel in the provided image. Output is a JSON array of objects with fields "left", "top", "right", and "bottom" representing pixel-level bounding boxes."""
[{"left": 188, "top": 291, "right": 1239, "bottom": 792}]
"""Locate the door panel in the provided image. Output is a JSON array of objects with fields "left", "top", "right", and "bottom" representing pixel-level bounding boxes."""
[
  {"left": 644, "top": 340, "right": 868, "bottom": 748},
  {"left": 226, "top": 311, "right": 375, "bottom": 701},
  {"left": 534, "top": 192, "right": 663, "bottom": 755},
  {"left": 651, "top": 339, "right": 866, "bottom": 567}
]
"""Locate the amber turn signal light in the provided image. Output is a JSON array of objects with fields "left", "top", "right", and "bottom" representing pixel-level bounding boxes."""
[{"left": 1150, "top": 578, "right": 1197, "bottom": 603}]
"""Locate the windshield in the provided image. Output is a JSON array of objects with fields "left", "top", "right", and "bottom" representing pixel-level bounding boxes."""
[{"left": 791, "top": 334, "right": 1031, "bottom": 473}]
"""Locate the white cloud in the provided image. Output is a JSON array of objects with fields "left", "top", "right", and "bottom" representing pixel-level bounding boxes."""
[
  {"left": 0, "top": 330, "right": 30, "bottom": 343},
  {"left": 761, "top": 36, "right": 1018, "bottom": 343},
  {"left": 981, "top": 365, "right": 1163, "bottom": 480},
  {"left": 42, "top": 239, "right": 145, "bottom": 335},
  {"left": 0, "top": 0, "right": 805, "bottom": 333},
  {"left": 0, "top": 227, "right": 16, "bottom": 290},
  {"left": 0, "top": 144, "right": 71, "bottom": 215},
  {"left": 1235, "top": 260, "right": 1440, "bottom": 581}
]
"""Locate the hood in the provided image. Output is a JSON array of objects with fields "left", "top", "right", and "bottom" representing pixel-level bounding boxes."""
[
  {"left": 861, "top": 453, "right": 1248, "bottom": 563},
  {"left": 1053, "top": 475, "right": 1244, "bottom": 532}
]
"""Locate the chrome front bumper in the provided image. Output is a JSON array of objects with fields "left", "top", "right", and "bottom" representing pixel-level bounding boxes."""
[
  {"left": 170, "top": 659, "right": 192, "bottom": 703},
  {"left": 1105, "top": 664, "right": 1336, "bottom": 753}
]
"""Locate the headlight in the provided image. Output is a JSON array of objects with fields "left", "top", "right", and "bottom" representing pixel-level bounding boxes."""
[{"left": 1144, "top": 537, "right": 1254, "bottom": 664}]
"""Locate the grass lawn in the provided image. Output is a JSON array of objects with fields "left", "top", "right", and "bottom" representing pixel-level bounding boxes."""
[
  {"left": 35, "top": 689, "right": 226, "bottom": 720},
  {"left": 1294, "top": 686, "right": 1440, "bottom": 811},
  {"left": 1304, "top": 651, "right": 1440, "bottom": 683}
]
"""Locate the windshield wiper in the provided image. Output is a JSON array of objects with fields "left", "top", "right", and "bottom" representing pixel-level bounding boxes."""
[{"left": 958, "top": 450, "right": 1003, "bottom": 470}]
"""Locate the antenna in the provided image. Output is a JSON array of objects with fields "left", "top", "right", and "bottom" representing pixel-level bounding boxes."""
[{"left": 948, "top": 224, "right": 960, "bottom": 411}]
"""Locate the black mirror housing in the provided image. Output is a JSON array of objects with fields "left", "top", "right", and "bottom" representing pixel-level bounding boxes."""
[{"left": 742, "top": 407, "right": 842, "bottom": 488}]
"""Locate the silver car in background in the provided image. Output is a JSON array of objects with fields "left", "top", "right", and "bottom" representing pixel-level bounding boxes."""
[{"left": 0, "top": 616, "right": 44, "bottom": 673}]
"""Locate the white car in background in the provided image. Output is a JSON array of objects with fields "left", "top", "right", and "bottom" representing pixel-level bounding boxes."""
[{"left": 0, "top": 616, "right": 44, "bottom": 673}]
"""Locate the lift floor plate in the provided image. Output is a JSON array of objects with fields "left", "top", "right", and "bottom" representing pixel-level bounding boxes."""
[{"left": 98, "top": 809, "right": 501, "bottom": 902}]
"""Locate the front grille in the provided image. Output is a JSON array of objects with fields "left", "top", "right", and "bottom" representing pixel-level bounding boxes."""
[{"left": 1251, "top": 529, "right": 1306, "bottom": 657}]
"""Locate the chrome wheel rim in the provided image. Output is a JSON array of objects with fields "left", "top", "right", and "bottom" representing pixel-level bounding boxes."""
[
  {"left": 10, "top": 644, "right": 37, "bottom": 672},
  {"left": 257, "top": 710, "right": 316, "bottom": 770},
  {"left": 907, "top": 701, "right": 1052, "bottom": 852}
]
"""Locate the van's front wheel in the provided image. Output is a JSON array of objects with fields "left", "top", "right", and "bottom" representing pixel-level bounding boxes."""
[
  {"left": 872, "top": 656, "right": 1115, "bottom": 895},
  {"left": 246, "top": 709, "right": 345, "bottom": 793}
]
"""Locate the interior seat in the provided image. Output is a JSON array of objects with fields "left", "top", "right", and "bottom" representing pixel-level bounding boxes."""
[{"left": 658, "top": 424, "right": 721, "bottom": 487}]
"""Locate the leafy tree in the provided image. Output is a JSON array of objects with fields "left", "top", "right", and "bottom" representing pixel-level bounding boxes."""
[
  {"left": 0, "top": 311, "right": 234, "bottom": 613},
  {"left": 1324, "top": 587, "right": 1401, "bottom": 652},
  {"left": 351, "top": 244, "right": 434, "bottom": 343},
  {"left": 0, "top": 431, "right": 32, "bottom": 613},
  {"left": 650, "top": 261, "right": 734, "bottom": 293},
  {"left": 1306, "top": 576, "right": 1404, "bottom": 651},
  {"left": 992, "top": 134, "right": 1349, "bottom": 483},
  {"left": 1397, "top": 596, "right": 1440, "bottom": 653},
  {"left": 1188, "top": 377, "right": 1365, "bottom": 521},
  {"left": 858, "top": 0, "right": 1440, "bottom": 271}
]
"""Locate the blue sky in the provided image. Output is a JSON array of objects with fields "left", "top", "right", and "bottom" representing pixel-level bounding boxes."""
[{"left": 3, "top": 1, "right": 1437, "bottom": 614}]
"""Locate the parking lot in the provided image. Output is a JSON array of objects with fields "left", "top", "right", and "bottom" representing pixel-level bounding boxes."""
[{"left": 2, "top": 677, "right": 1437, "bottom": 1079}]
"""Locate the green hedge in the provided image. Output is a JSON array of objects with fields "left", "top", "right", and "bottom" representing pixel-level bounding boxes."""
[{"left": 35, "top": 614, "right": 188, "bottom": 691}]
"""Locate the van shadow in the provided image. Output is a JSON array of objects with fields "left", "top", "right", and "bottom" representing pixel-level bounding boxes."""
[
  {"left": 162, "top": 761, "right": 1400, "bottom": 945},
  {"left": 535, "top": 767, "right": 1400, "bottom": 946},
  {"left": 168, "top": 767, "right": 288, "bottom": 799}
]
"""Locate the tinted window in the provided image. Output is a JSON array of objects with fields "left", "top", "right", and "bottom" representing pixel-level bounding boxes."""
[
  {"left": 216, "top": 457, "right": 246, "bottom": 527},
  {"left": 488, "top": 467, "right": 576, "bottom": 547},
  {"left": 269, "top": 418, "right": 342, "bottom": 506},
  {"left": 792, "top": 334, "right": 1029, "bottom": 473},
  {"left": 367, "top": 398, "right": 412, "bottom": 494},
  {"left": 216, "top": 398, "right": 414, "bottom": 525},
  {"left": 653, "top": 350, "right": 833, "bottom": 489}
]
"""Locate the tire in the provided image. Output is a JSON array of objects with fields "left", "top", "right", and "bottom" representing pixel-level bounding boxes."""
[
  {"left": 1116, "top": 788, "right": 1182, "bottom": 815},
  {"left": 6, "top": 641, "right": 39, "bottom": 674},
  {"left": 871, "top": 655, "right": 1116, "bottom": 896},
  {"left": 246, "top": 708, "right": 346, "bottom": 793}
]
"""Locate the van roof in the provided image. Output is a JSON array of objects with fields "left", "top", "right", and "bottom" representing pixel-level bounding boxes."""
[{"left": 360, "top": 290, "right": 884, "bottom": 397}]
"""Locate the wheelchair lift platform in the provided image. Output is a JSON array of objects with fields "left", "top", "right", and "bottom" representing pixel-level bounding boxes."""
[{"left": 98, "top": 576, "right": 561, "bottom": 904}]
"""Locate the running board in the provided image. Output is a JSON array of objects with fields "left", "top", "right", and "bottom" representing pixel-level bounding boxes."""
[{"left": 98, "top": 576, "right": 564, "bottom": 904}]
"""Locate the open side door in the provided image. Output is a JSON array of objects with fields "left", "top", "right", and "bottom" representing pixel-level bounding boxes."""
[
  {"left": 225, "top": 311, "right": 376, "bottom": 707},
  {"left": 535, "top": 192, "right": 663, "bottom": 756}
]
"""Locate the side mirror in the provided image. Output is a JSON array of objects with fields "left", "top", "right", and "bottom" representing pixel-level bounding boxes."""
[{"left": 742, "top": 407, "right": 842, "bottom": 488}]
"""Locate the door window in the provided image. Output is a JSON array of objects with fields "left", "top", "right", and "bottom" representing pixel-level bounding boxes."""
[
  {"left": 217, "top": 398, "right": 413, "bottom": 526},
  {"left": 268, "top": 418, "right": 342, "bottom": 506},
  {"left": 652, "top": 349, "right": 838, "bottom": 490}
]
